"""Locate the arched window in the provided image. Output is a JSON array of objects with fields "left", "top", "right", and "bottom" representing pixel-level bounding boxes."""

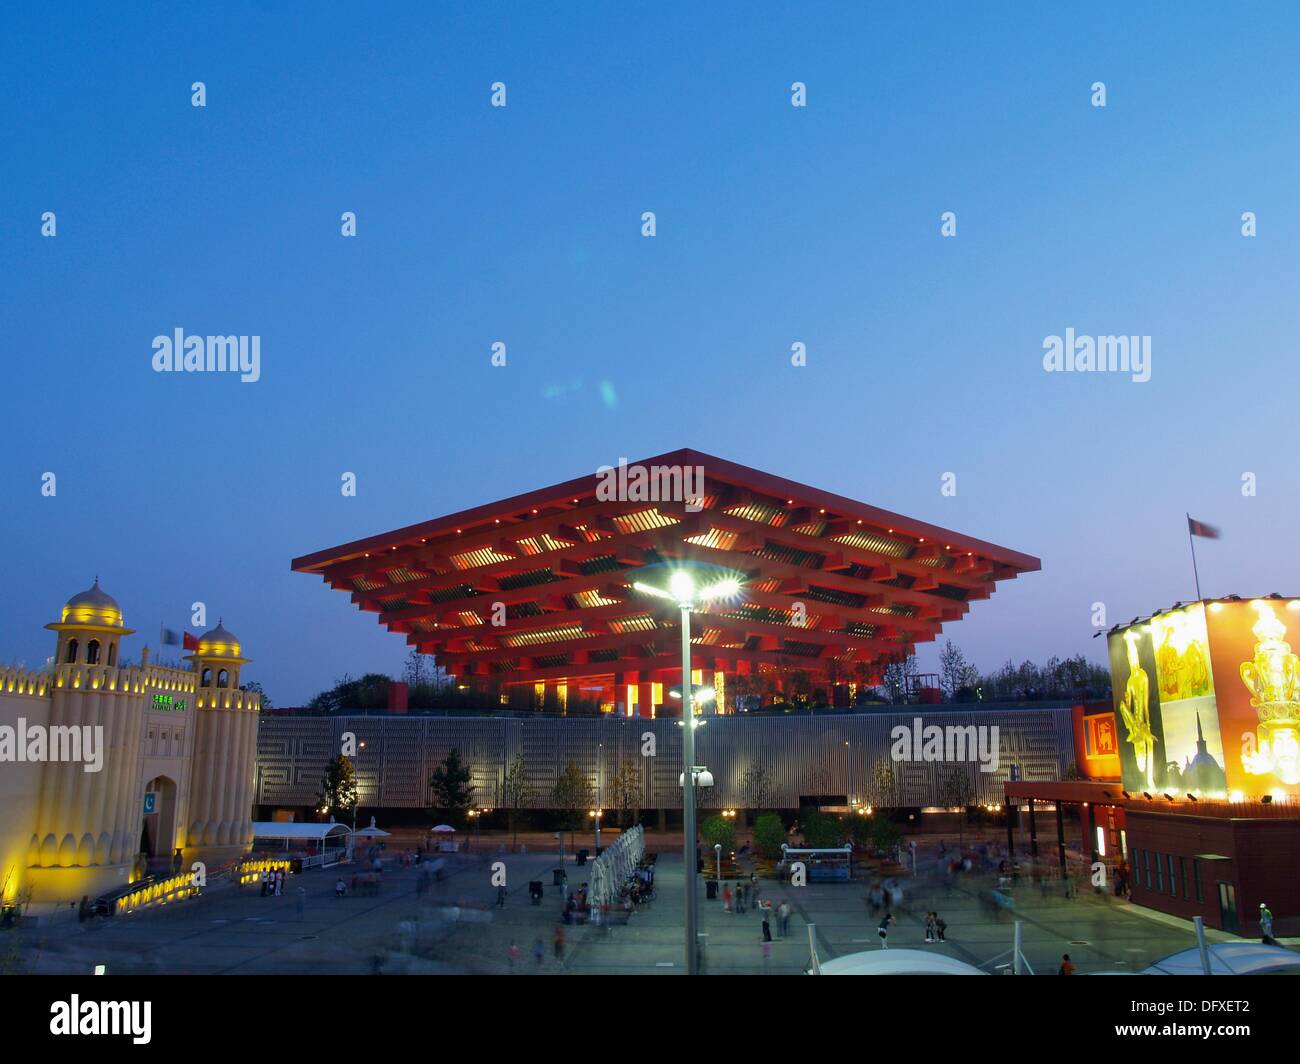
[
  {"left": 65, "top": 639, "right": 79, "bottom": 664},
  {"left": 86, "top": 640, "right": 101, "bottom": 665},
  {"left": 107, "top": 643, "right": 116, "bottom": 666},
  {"left": 201, "top": 667, "right": 212, "bottom": 686},
  {"left": 217, "top": 669, "right": 229, "bottom": 688}
]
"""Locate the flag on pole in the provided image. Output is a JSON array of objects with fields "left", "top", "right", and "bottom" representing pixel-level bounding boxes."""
[
  {"left": 1187, "top": 517, "right": 1220, "bottom": 540},
  {"left": 161, "top": 627, "right": 200, "bottom": 651}
]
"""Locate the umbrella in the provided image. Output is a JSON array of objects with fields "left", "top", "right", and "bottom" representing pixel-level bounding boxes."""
[{"left": 430, "top": 824, "right": 457, "bottom": 834}]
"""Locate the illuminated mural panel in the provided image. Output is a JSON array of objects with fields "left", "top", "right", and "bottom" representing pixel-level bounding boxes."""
[
  {"left": 1109, "top": 598, "right": 1300, "bottom": 799},
  {"left": 1206, "top": 599, "right": 1300, "bottom": 794}
]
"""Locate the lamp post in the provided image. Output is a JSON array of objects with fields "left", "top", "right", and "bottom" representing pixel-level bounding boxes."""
[{"left": 633, "top": 566, "right": 740, "bottom": 975}]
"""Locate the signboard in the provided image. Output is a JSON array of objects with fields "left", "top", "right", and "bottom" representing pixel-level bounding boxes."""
[
  {"left": 152, "top": 693, "right": 187, "bottom": 712},
  {"left": 143, "top": 792, "right": 157, "bottom": 815}
]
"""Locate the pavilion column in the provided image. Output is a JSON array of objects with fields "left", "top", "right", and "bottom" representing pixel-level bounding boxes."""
[
  {"left": 638, "top": 681, "right": 654, "bottom": 720},
  {"left": 1006, "top": 802, "right": 1016, "bottom": 859},
  {"left": 1028, "top": 798, "right": 1038, "bottom": 858}
]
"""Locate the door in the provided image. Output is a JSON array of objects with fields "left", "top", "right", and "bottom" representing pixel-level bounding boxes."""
[{"left": 1217, "top": 881, "right": 1239, "bottom": 934}]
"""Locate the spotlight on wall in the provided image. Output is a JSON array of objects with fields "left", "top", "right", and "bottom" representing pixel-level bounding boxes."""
[
  {"left": 1163, "top": 793, "right": 1175, "bottom": 802},
  {"left": 1142, "top": 792, "right": 1153, "bottom": 801},
  {"left": 1262, "top": 794, "right": 1273, "bottom": 804},
  {"left": 1186, "top": 794, "right": 1198, "bottom": 802},
  {"left": 1121, "top": 791, "right": 1131, "bottom": 799}
]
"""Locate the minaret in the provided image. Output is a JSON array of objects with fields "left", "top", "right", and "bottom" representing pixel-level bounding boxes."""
[
  {"left": 36, "top": 579, "right": 139, "bottom": 869},
  {"left": 185, "top": 621, "right": 259, "bottom": 854}
]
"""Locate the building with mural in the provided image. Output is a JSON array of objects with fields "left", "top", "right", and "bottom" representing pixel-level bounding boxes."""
[{"left": 1006, "top": 595, "right": 1300, "bottom": 938}]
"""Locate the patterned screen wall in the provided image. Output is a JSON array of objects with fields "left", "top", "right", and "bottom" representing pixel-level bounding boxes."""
[{"left": 256, "top": 707, "right": 1074, "bottom": 811}]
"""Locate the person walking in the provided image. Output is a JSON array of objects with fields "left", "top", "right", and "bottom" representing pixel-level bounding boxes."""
[
  {"left": 1260, "top": 903, "right": 1277, "bottom": 945},
  {"left": 1058, "top": 952, "right": 1075, "bottom": 975},
  {"left": 935, "top": 912, "right": 947, "bottom": 942},
  {"left": 532, "top": 938, "right": 545, "bottom": 968},
  {"left": 723, "top": 884, "right": 733, "bottom": 913},
  {"left": 552, "top": 925, "right": 566, "bottom": 965},
  {"left": 496, "top": 884, "right": 507, "bottom": 908},
  {"left": 878, "top": 913, "right": 894, "bottom": 949},
  {"left": 762, "top": 913, "right": 772, "bottom": 942},
  {"left": 779, "top": 899, "right": 791, "bottom": 938},
  {"left": 924, "top": 912, "right": 936, "bottom": 944},
  {"left": 507, "top": 941, "right": 520, "bottom": 970}
]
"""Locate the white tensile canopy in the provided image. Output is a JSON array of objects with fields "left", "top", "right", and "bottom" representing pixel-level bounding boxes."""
[
  {"left": 1141, "top": 942, "right": 1300, "bottom": 975},
  {"left": 811, "top": 948, "right": 986, "bottom": 976},
  {"left": 430, "top": 824, "right": 457, "bottom": 833}
]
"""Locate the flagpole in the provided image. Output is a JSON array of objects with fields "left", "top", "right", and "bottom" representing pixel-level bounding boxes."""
[{"left": 1186, "top": 513, "right": 1203, "bottom": 601}]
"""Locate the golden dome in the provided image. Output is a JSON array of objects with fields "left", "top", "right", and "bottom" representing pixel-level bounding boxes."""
[
  {"left": 60, "top": 577, "right": 124, "bottom": 628},
  {"left": 195, "top": 621, "right": 243, "bottom": 660}
]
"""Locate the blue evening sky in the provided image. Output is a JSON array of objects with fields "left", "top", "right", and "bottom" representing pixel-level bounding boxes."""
[{"left": 2, "top": 2, "right": 1297, "bottom": 703}]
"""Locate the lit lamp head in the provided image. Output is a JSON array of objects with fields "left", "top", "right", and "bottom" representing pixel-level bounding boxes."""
[{"left": 632, "top": 563, "right": 744, "bottom": 609}]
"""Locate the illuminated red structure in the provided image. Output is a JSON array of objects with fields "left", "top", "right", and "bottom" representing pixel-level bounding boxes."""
[{"left": 292, "top": 450, "right": 1039, "bottom": 715}]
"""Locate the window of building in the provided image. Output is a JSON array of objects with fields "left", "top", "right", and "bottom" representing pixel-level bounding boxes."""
[
  {"left": 107, "top": 642, "right": 116, "bottom": 666},
  {"left": 1143, "top": 850, "right": 1153, "bottom": 889},
  {"left": 1167, "top": 854, "right": 1178, "bottom": 898},
  {"left": 217, "top": 669, "right": 229, "bottom": 688},
  {"left": 201, "top": 668, "right": 212, "bottom": 686},
  {"left": 1192, "top": 859, "right": 1203, "bottom": 903},
  {"left": 86, "top": 639, "right": 101, "bottom": 664},
  {"left": 66, "top": 639, "right": 78, "bottom": 663},
  {"left": 1154, "top": 852, "right": 1164, "bottom": 894},
  {"left": 1179, "top": 856, "right": 1188, "bottom": 899}
]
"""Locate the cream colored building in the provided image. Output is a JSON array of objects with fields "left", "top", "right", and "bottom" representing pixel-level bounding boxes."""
[{"left": 0, "top": 581, "right": 260, "bottom": 912}]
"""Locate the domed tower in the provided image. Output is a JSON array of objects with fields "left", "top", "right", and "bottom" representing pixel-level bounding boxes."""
[
  {"left": 45, "top": 577, "right": 133, "bottom": 667},
  {"left": 187, "top": 620, "right": 247, "bottom": 691},
  {"left": 184, "top": 620, "right": 260, "bottom": 855},
  {"left": 34, "top": 579, "right": 144, "bottom": 873}
]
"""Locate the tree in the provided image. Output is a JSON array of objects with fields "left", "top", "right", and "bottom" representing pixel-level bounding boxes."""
[
  {"left": 240, "top": 680, "right": 272, "bottom": 709},
  {"left": 317, "top": 754, "right": 358, "bottom": 822},
  {"left": 551, "top": 760, "right": 593, "bottom": 852},
  {"left": 502, "top": 752, "right": 533, "bottom": 848},
  {"left": 740, "top": 761, "right": 774, "bottom": 815},
  {"left": 700, "top": 814, "right": 735, "bottom": 853},
  {"left": 801, "top": 811, "right": 842, "bottom": 848},
  {"left": 752, "top": 812, "right": 787, "bottom": 858},
  {"left": 870, "top": 816, "right": 902, "bottom": 857},
  {"left": 428, "top": 749, "right": 475, "bottom": 825},
  {"left": 607, "top": 757, "right": 643, "bottom": 827},
  {"left": 938, "top": 640, "right": 980, "bottom": 702},
  {"left": 308, "top": 672, "right": 390, "bottom": 713},
  {"left": 882, "top": 654, "right": 920, "bottom": 703},
  {"left": 863, "top": 759, "right": 898, "bottom": 811},
  {"left": 937, "top": 766, "right": 975, "bottom": 843}
]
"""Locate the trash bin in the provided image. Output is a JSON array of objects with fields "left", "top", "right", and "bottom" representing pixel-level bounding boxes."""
[
  {"left": 577, "top": 849, "right": 589, "bottom": 866},
  {"left": 552, "top": 868, "right": 567, "bottom": 887},
  {"left": 706, "top": 880, "right": 718, "bottom": 900}
]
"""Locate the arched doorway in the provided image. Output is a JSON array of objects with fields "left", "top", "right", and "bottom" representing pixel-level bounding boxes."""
[{"left": 140, "top": 776, "right": 179, "bottom": 865}]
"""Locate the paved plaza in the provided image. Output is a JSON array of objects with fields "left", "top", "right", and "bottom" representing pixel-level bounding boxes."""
[{"left": 10, "top": 831, "right": 1290, "bottom": 976}]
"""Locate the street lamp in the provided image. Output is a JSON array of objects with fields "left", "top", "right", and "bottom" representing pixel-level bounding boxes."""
[
  {"left": 632, "top": 565, "right": 742, "bottom": 975},
  {"left": 589, "top": 808, "right": 603, "bottom": 851}
]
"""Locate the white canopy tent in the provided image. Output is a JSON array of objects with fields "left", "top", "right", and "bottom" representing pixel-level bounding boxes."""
[
  {"left": 811, "top": 948, "right": 986, "bottom": 976},
  {"left": 250, "top": 821, "right": 352, "bottom": 868},
  {"left": 1140, "top": 942, "right": 1300, "bottom": 975}
]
